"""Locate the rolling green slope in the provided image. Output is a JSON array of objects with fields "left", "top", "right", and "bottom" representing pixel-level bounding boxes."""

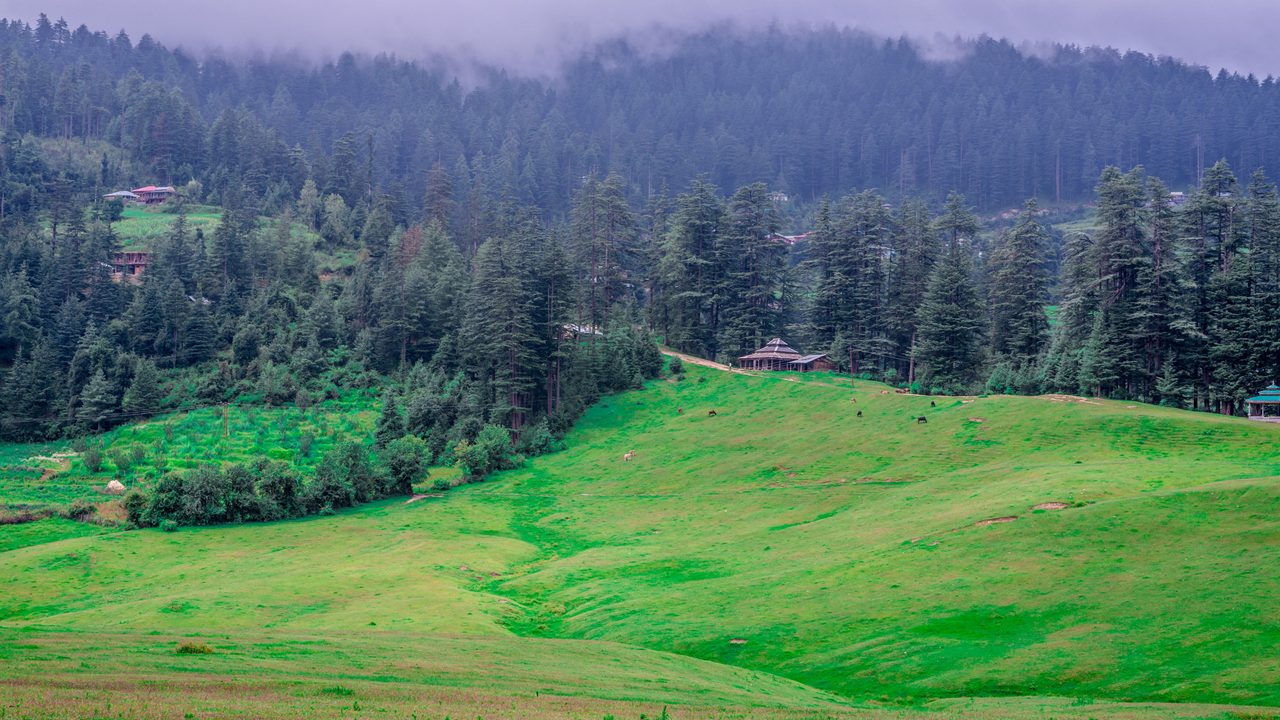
[
  {"left": 3, "top": 363, "right": 1280, "bottom": 718},
  {"left": 481, "top": 367, "right": 1280, "bottom": 704}
]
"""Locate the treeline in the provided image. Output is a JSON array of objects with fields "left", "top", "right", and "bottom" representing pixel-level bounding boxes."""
[
  {"left": 3, "top": 13, "right": 1280, "bottom": 227},
  {"left": 648, "top": 160, "right": 1277, "bottom": 413}
]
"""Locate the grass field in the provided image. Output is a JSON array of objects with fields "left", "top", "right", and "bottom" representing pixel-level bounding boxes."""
[
  {"left": 3, "top": 363, "right": 1280, "bottom": 718},
  {"left": 114, "top": 204, "right": 224, "bottom": 250}
]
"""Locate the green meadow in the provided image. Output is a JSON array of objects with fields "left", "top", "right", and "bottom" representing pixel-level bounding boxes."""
[
  {"left": 3, "top": 363, "right": 1280, "bottom": 718},
  {"left": 113, "top": 204, "right": 224, "bottom": 250},
  {"left": 109, "top": 204, "right": 359, "bottom": 272}
]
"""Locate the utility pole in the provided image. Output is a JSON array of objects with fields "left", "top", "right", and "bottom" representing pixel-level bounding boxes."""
[{"left": 222, "top": 403, "right": 229, "bottom": 438}]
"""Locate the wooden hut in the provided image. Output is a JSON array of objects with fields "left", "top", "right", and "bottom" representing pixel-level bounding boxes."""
[
  {"left": 1245, "top": 383, "right": 1280, "bottom": 422},
  {"left": 789, "top": 354, "right": 835, "bottom": 372},
  {"left": 738, "top": 338, "right": 802, "bottom": 370},
  {"left": 738, "top": 339, "right": 834, "bottom": 372}
]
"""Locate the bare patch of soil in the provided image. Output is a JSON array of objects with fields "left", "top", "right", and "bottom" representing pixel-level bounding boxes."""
[
  {"left": 1033, "top": 502, "right": 1070, "bottom": 511},
  {"left": 1043, "top": 394, "right": 1101, "bottom": 405},
  {"left": 974, "top": 516, "right": 1018, "bottom": 527},
  {"left": 405, "top": 493, "right": 444, "bottom": 504}
]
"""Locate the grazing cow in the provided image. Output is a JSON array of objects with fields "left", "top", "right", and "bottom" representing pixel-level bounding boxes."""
[
  {"left": 677, "top": 407, "right": 683, "bottom": 415},
  {"left": 623, "top": 450, "right": 636, "bottom": 462},
  {"left": 880, "top": 390, "right": 890, "bottom": 395},
  {"left": 707, "top": 410, "right": 718, "bottom": 417},
  {"left": 856, "top": 410, "right": 863, "bottom": 418},
  {"left": 849, "top": 397, "right": 857, "bottom": 403},
  {"left": 895, "top": 388, "right": 908, "bottom": 394},
  {"left": 930, "top": 401, "right": 936, "bottom": 407},
  {"left": 917, "top": 416, "right": 928, "bottom": 424}
]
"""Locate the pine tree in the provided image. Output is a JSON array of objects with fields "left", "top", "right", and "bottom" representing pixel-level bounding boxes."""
[
  {"left": 77, "top": 368, "right": 118, "bottom": 430},
  {"left": 914, "top": 243, "right": 985, "bottom": 392},
  {"left": 374, "top": 391, "right": 405, "bottom": 448},
  {"left": 423, "top": 162, "right": 454, "bottom": 228},
  {"left": 715, "top": 183, "right": 784, "bottom": 361},
  {"left": 461, "top": 236, "right": 541, "bottom": 431},
  {"left": 988, "top": 199, "right": 1049, "bottom": 363},
  {"left": 122, "top": 358, "right": 164, "bottom": 415},
  {"left": 885, "top": 200, "right": 938, "bottom": 383},
  {"left": 655, "top": 179, "right": 723, "bottom": 356}
]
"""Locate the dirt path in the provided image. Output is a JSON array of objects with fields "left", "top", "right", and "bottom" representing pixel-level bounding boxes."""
[
  {"left": 660, "top": 349, "right": 852, "bottom": 390},
  {"left": 660, "top": 348, "right": 747, "bottom": 374}
]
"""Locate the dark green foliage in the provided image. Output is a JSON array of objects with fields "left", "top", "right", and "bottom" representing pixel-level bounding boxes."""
[
  {"left": 989, "top": 200, "right": 1050, "bottom": 363},
  {"left": 666, "top": 355, "right": 684, "bottom": 376},
  {"left": 380, "top": 435, "right": 429, "bottom": 494},
  {"left": 373, "top": 393, "right": 405, "bottom": 449},
  {"left": 455, "top": 424, "right": 517, "bottom": 480},
  {"left": 915, "top": 245, "right": 985, "bottom": 393}
]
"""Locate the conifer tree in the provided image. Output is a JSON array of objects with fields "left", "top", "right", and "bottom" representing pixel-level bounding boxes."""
[
  {"left": 988, "top": 199, "right": 1049, "bottom": 363},
  {"left": 123, "top": 358, "right": 164, "bottom": 415},
  {"left": 78, "top": 368, "right": 117, "bottom": 430},
  {"left": 715, "top": 183, "right": 783, "bottom": 360},
  {"left": 374, "top": 391, "right": 405, "bottom": 448},
  {"left": 914, "top": 242, "right": 985, "bottom": 392}
]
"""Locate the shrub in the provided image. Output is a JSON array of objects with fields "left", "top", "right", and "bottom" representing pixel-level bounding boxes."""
[
  {"left": 253, "top": 460, "right": 303, "bottom": 520},
  {"left": 122, "top": 490, "right": 151, "bottom": 526},
  {"left": 319, "top": 685, "right": 354, "bottom": 696},
  {"left": 455, "top": 424, "right": 516, "bottom": 480},
  {"left": 82, "top": 445, "right": 104, "bottom": 473},
  {"left": 63, "top": 499, "right": 96, "bottom": 520},
  {"left": 108, "top": 445, "right": 135, "bottom": 474},
  {"left": 175, "top": 641, "right": 213, "bottom": 654},
  {"left": 430, "top": 477, "right": 453, "bottom": 492},
  {"left": 298, "top": 433, "right": 314, "bottom": 458},
  {"left": 160, "top": 519, "right": 179, "bottom": 532},
  {"left": 667, "top": 355, "right": 684, "bottom": 376},
  {"left": 381, "top": 435, "right": 429, "bottom": 495},
  {"left": 515, "top": 420, "right": 559, "bottom": 457}
]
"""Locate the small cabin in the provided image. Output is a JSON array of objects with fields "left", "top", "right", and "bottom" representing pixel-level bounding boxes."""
[
  {"left": 1245, "top": 383, "right": 1280, "bottom": 422},
  {"left": 738, "top": 338, "right": 833, "bottom": 373}
]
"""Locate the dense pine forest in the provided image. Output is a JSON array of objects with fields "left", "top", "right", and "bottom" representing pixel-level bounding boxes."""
[{"left": 1, "top": 10, "right": 1279, "bottom": 470}]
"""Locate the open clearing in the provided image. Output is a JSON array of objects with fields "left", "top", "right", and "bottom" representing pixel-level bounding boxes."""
[{"left": 4, "top": 364, "right": 1280, "bottom": 717}]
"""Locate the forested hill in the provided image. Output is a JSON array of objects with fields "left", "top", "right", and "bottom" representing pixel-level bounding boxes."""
[{"left": 2, "top": 15, "right": 1279, "bottom": 219}]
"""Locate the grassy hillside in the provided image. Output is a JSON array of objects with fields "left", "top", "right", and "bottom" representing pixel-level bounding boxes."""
[{"left": 3, "top": 363, "right": 1280, "bottom": 718}]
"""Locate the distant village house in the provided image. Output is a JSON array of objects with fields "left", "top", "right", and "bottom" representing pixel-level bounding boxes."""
[
  {"left": 110, "top": 251, "right": 151, "bottom": 284},
  {"left": 103, "top": 186, "right": 177, "bottom": 205}
]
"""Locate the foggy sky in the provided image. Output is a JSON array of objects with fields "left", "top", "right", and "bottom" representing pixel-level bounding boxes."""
[{"left": 4, "top": 0, "right": 1278, "bottom": 77}]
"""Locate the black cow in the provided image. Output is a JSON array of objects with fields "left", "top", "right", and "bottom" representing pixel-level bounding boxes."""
[{"left": 917, "top": 416, "right": 928, "bottom": 424}]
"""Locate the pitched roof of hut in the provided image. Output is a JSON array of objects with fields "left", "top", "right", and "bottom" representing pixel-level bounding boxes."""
[
  {"left": 790, "top": 354, "right": 829, "bottom": 365},
  {"left": 1246, "top": 383, "right": 1280, "bottom": 404},
  {"left": 739, "top": 338, "right": 802, "bottom": 361}
]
